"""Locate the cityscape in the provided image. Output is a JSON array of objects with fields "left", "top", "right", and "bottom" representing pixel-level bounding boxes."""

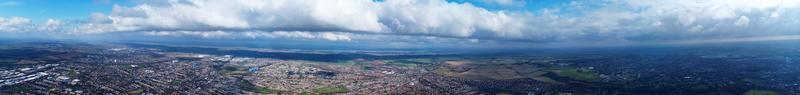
[
  {"left": 2, "top": 0, "right": 800, "bottom": 95},
  {"left": 1, "top": 41, "right": 798, "bottom": 94}
]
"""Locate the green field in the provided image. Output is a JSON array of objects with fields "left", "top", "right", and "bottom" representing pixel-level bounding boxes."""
[
  {"left": 312, "top": 86, "right": 350, "bottom": 95},
  {"left": 170, "top": 80, "right": 182, "bottom": 85},
  {"left": 0, "top": 59, "right": 16, "bottom": 64},
  {"left": 127, "top": 89, "right": 144, "bottom": 94},
  {"left": 744, "top": 90, "right": 779, "bottom": 95},
  {"left": 256, "top": 87, "right": 285, "bottom": 94},
  {"left": 236, "top": 79, "right": 288, "bottom": 94},
  {"left": 220, "top": 66, "right": 251, "bottom": 75},
  {"left": 553, "top": 68, "right": 600, "bottom": 82},
  {"left": 334, "top": 60, "right": 359, "bottom": 66},
  {"left": 8, "top": 86, "right": 32, "bottom": 93},
  {"left": 386, "top": 61, "right": 419, "bottom": 67}
]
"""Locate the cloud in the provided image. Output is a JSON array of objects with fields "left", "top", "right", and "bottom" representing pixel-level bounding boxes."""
[
  {"left": 0, "top": 17, "right": 32, "bottom": 32},
  {"left": 143, "top": 31, "right": 233, "bottom": 38},
  {"left": 0, "top": 17, "right": 72, "bottom": 33},
  {"left": 733, "top": 16, "right": 750, "bottom": 27},
  {"left": 0, "top": 17, "right": 30, "bottom": 26},
  {"left": 98, "top": 0, "right": 384, "bottom": 32},
  {"left": 39, "top": 19, "right": 65, "bottom": 31},
  {"left": 44, "top": 19, "right": 64, "bottom": 26},
  {"left": 381, "top": 0, "right": 525, "bottom": 38},
  {"left": 513, "top": 0, "right": 800, "bottom": 42},
  {"left": 53, "top": 0, "right": 800, "bottom": 45},
  {"left": 79, "top": 0, "right": 524, "bottom": 39},
  {"left": 665, "top": 35, "right": 800, "bottom": 45}
]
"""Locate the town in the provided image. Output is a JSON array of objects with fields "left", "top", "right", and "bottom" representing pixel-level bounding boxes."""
[{"left": 0, "top": 42, "right": 797, "bottom": 95}]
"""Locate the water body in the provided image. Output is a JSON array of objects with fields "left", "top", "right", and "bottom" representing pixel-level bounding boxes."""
[{"left": 123, "top": 43, "right": 443, "bottom": 62}]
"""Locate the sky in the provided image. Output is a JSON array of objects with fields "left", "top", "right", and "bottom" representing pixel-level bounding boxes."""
[{"left": 1, "top": 0, "right": 800, "bottom": 50}]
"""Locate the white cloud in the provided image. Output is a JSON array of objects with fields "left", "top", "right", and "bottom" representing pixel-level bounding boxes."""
[
  {"left": 733, "top": 16, "right": 750, "bottom": 27},
  {"left": 249, "top": 31, "right": 353, "bottom": 41},
  {"left": 380, "top": 0, "right": 524, "bottom": 38},
  {"left": 143, "top": 31, "right": 233, "bottom": 38},
  {"left": 319, "top": 32, "right": 352, "bottom": 41},
  {"left": 38, "top": 19, "right": 65, "bottom": 31},
  {"left": 666, "top": 35, "right": 800, "bottom": 45},
  {"left": 99, "top": 0, "right": 385, "bottom": 32},
  {"left": 0, "top": 17, "right": 32, "bottom": 32},
  {"left": 1, "top": 17, "right": 69, "bottom": 33},
  {"left": 517, "top": 0, "right": 800, "bottom": 41},
  {"left": 44, "top": 19, "right": 63, "bottom": 26},
  {"left": 64, "top": 0, "right": 800, "bottom": 44},
  {"left": 263, "top": 31, "right": 317, "bottom": 39},
  {"left": 80, "top": 0, "right": 524, "bottom": 39},
  {"left": 0, "top": 17, "right": 30, "bottom": 26}
]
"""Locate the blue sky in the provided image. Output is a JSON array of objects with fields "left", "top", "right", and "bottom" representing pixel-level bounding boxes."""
[
  {"left": 1, "top": 0, "right": 799, "bottom": 49},
  {"left": 0, "top": 0, "right": 134, "bottom": 22}
]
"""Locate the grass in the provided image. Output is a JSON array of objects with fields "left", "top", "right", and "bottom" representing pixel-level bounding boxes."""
[
  {"left": 223, "top": 66, "right": 240, "bottom": 71},
  {"left": 362, "top": 66, "right": 374, "bottom": 71},
  {"left": 312, "top": 86, "right": 350, "bottom": 95},
  {"left": 690, "top": 85, "right": 710, "bottom": 90},
  {"left": 235, "top": 79, "right": 289, "bottom": 94},
  {"left": 335, "top": 60, "right": 359, "bottom": 66},
  {"left": 408, "top": 58, "right": 434, "bottom": 63},
  {"left": 116, "top": 64, "right": 138, "bottom": 69},
  {"left": 0, "top": 59, "right": 16, "bottom": 64},
  {"left": 554, "top": 68, "right": 600, "bottom": 82},
  {"left": 237, "top": 79, "right": 259, "bottom": 92},
  {"left": 170, "top": 80, "right": 182, "bottom": 85},
  {"left": 388, "top": 63, "right": 418, "bottom": 68},
  {"left": 301, "top": 91, "right": 313, "bottom": 95},
  {"left": 433, "top": 66, "right": 455, "bottom": 76},
  {"left": 386, "top": 60, "right": 419, "bottom": 68},
  {"left": 9, "top": 86, "right": 32, "bottom": 93},
  {"left": 744, "top": 90, "right": 779, "bottom": 95},
  {"left": 220, "top": 66, "right": 250, "bottom": 75},
  {"left": 65, "top": 70, "right": 80, "bottom": 77},
  {"left": 256, "top": 87, "right": 277, "bottom": 94},
  {"left": 392, "top": 58, "right": 434, "bottom": 64},
  {"left": 127, "top": 89, "right": 144, "bottom": 94}
]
